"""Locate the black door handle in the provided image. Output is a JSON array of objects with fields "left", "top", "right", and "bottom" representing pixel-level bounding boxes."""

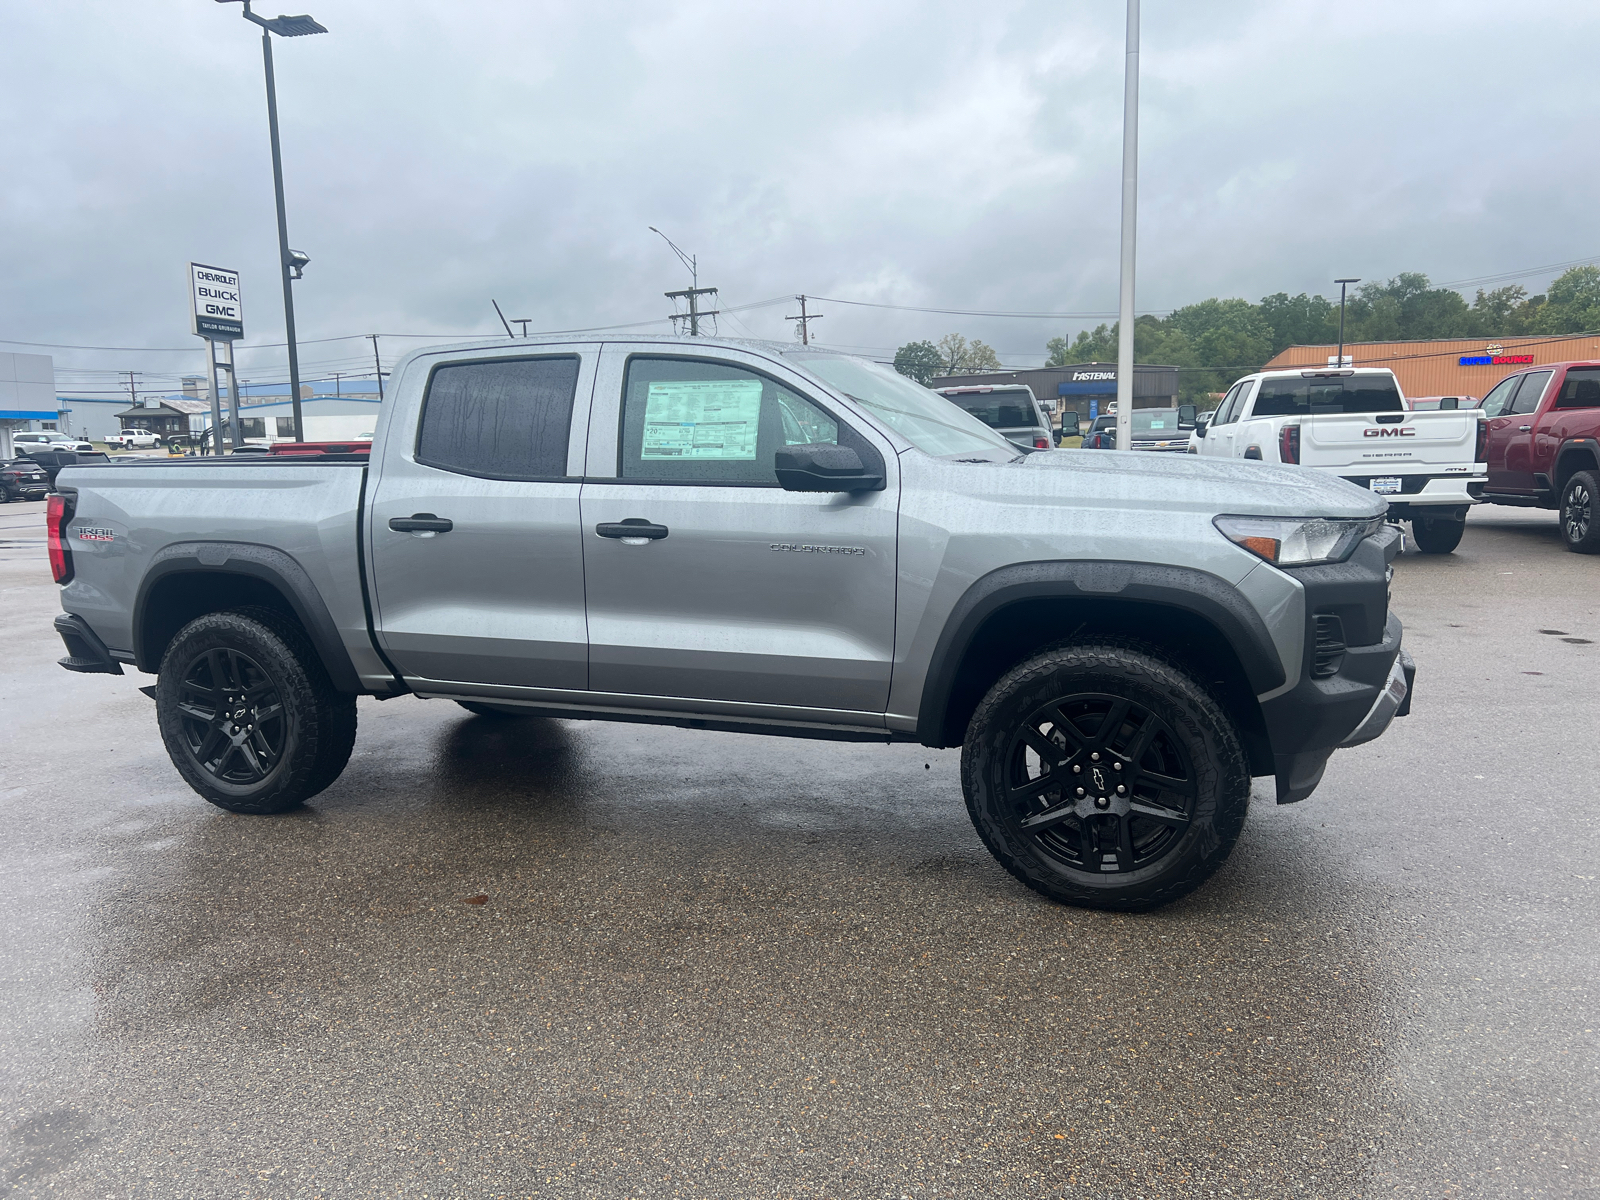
[
  {"left": 596, "top": 519, "right": 669, "bottom": 541},
  {"left": 389, "top": 513, "right": 453, "bottom": 533}
]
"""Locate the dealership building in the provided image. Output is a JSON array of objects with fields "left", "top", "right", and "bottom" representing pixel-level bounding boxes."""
[
  {"left": 1263, "top": 332, "right": 1600, "bottom": 401},
  {"left": 929, "top": 362, "right": 1181, "bottom": 423}
]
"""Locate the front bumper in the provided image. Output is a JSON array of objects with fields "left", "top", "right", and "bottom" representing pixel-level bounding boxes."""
[{"left": 1261, "top": 526, "right": 1408, "bottom": 804}]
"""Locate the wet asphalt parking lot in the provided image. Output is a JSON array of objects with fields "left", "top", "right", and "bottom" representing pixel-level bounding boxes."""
[{"left": 0, "top": 497, "right": 1595, "bottom": 1199}]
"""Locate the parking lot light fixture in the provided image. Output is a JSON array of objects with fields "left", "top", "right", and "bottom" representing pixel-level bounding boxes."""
[
  {"left": 215, "top": 0, "right": 327, "bottom": 441},
  {"left": 1335, "top": 278, "right": 1360, "bottom": 369}
]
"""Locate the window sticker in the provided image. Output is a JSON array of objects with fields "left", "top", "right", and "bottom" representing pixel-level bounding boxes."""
[{"left": 641, "top": 379, "right": 762, "bottom": 459}]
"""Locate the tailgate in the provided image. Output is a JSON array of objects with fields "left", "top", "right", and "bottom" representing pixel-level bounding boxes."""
[{"left": 1299, "top": 411, "right": 1477, "bottom": 471}]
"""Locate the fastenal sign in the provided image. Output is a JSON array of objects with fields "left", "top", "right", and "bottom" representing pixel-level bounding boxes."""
[{"left": 189, "top": 262, "right": 243, "bottom": 340}]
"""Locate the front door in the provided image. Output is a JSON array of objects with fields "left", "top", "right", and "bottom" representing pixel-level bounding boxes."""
[
  {"left": 579, "top": 348, "right": 899, "bottom": 716},
  {"left": 367, "top": 348, "right": 595, "bottom": 690},
  {"left": 1480, "top": 373, "right": 1526, "bottom": 492}
]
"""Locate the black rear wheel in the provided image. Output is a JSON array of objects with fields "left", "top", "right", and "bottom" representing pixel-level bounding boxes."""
[
  {"left": 1561, "top": 470, "right": 1600, "bottom": 554},
  {"left": 961, "top": 642, "right": 1250, "bottom": 912},
  {"left": 156, "top": 608, "right": 356, "bottom": 814},
  {"left": 1411, "top": 514, "right": 1466, "bottom": 554}
]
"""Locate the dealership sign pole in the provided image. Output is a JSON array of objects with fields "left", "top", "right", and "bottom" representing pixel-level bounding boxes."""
[
  {"left": 190, "top": 263, "right": 244, "bottom": 455},
  {"left": 1114, "top": 0, "right": 1140, "bottom": 452}
]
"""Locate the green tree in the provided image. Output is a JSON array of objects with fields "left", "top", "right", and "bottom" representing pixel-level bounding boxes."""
[
  {"left": 1259, "top": 292, "right": 1337, "bottom": 354},
  {"left": 892, "top": 339, "right": 942, "bottom": 385},
  {"left": 1533, "top": 266, "right": 1600, "bottom": 334},
  {"left": 934, "top": 333, "right": 1002, "bottom": 374}
]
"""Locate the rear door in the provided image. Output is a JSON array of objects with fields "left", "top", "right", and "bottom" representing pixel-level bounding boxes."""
[
  {"left": 1498, "top": 370, "right": 1554, "bottom": 493},
  {"left": 579, "top": 345, "right": 899, "bottom": 716},
  {"left": 367, "top": 346, "right": 595, "bottom": 690}
]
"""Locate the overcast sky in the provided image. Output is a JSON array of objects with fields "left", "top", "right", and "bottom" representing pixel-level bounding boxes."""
[{"left": 3, "top": 0, "right": 1596, "bottom": 396}]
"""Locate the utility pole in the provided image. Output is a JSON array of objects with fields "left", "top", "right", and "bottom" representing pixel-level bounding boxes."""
[
  {"left": 664, "top": 286, "right": 719, "bottom": 336},
  {"left": 123, "top": 371, "right": 138, "bottom": 408},
  {"left": 1335, "top": 278, "right": 1360, "bottom": 368},
  {"left": 368, "top": 334, "right": 385, "bottom": 400},
  {"left": 1114, "top": 0, "right": 1140, "bottom": 453},
  {"left": 787, "top": 294, "right": 823, "bottom": 344}
]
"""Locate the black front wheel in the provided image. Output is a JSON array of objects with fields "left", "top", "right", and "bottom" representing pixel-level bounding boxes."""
[
  {"left": 961, "top": 642, "right": 1250, "bottom": 912},
  {"left": 1561, "top": 470, "right": 1600, "bottom": 554},
  {"left": 156, "top": 608, "right": 356, "bottom": 814}
]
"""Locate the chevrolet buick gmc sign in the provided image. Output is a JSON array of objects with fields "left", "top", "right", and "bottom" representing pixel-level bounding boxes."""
[{"left": 189, "top": 262, "right": 244, "bottom": 341}]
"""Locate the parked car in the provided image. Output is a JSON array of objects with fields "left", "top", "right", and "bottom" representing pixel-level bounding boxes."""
[
  {"left": 0, "top": 457, "right": 51, "bottom": 502},
  {"left": 17, "top": 448, "right": 111, "bottom": 489},
  {"left": 1192, "top": 368, "right": 1485, "bottom": 554},
  {"left": 1474, "top": 360, "right": 1600, "bottom": 553},
  {"left": 935, "top": 385, "right": 1054, "bottom": 451},
  {"left": 106, "top": 429, "right": 163, "bottom": 449},
  {"left": 12, "top": 431, "right": 94, "bottom": 454},
  {"left": 50, "top": 334, "right": 1411, "bottom": 913},
  {"left": 1081, "top": 408, "right": 1197, "bottom": 451}
]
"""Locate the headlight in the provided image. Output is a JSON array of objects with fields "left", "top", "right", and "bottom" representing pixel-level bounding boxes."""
[{"left": 1213, "top": 514, "right": 1382, "bottom": 566}]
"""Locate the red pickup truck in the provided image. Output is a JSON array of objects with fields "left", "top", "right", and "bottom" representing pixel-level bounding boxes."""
[{"left": 1478, "top": 360, "right": 1600, "bottom": 553}]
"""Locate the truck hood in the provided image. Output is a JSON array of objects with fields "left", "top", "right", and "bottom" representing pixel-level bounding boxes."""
[{"left": 933, "top": 447, "right": 1386, "bottom": 520}]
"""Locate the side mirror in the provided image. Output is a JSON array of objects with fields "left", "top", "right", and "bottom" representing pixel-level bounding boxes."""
[
  {"left": 1177, "top": 403, "right": 1198, "bottom": 429},
  {"left": 775, "top": 443, "right": 885, "bottom": 492},
  {"left": 1439, "top": 397, "right": 1460, "bottom": 410},
  {"left": 1196, "top": 418, "right": 1209, "bottom": 438},
  {"left": 1060, "top": 412, "right": 1082, "bottom": 437}
]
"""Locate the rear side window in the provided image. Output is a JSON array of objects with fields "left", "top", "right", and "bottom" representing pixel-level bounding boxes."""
[
  {"left": 1554, "top": 368, "right": 1600, "bottom": 409},
  {"left": 619, "top": 357, "right": 845, "bottom": 485},
  {"left": 417, "top": 356, "right": 579, "bottom": 480},
  {"left": 1509, "top": 370, "right": 1553, "bottom": 415},
  {"left": 1252, "top": 374, "right": 1404, "bottom": 417}
]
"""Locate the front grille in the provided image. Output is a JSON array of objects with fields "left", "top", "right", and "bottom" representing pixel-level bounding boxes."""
[{"left": 1312, "top": 613, "right": 1347, "bottom": 679}]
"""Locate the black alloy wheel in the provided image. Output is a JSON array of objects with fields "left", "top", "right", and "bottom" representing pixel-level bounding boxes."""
[
  {"left": 156, "top": 607, "right": 356, "bottom": 813},
  {"left": 175, "top": 647, "right": 288, "bottom": 787},
  {"left": 1005, "top": 693, "right": 1196, "bottom": 876},
  {"left": 962, "top": 642, "right": 1250, "bottom": 911},
  {"left": 1562, "top": 470, "right": 1600, "bottom": 554}
]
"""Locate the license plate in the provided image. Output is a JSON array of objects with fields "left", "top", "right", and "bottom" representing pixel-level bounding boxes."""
[{"left": 1370, "top": 476, "right": 1402, "bottom": 495}]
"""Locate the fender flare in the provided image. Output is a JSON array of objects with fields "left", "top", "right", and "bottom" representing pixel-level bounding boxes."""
[
  {"left": 132, "top": 541, "right": 362, "bottom": 693},
  {"left": 915, "top": 560, "right": 1286, "bottom": 746}
]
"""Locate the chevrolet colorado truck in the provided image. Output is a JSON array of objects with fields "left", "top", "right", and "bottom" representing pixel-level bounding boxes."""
[
  {"left": 1194, "top": 367, "right": 1486, "bottom": 554},
  {"left": 47, "top": 335, "right": 1412, "bottom": 911},
  {"left": 1473, "top": 360, "right": 1600, "bottom": 553}
]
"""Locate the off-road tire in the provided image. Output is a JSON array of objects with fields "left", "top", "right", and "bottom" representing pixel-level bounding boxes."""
[
  {"left": 156, "top": 607, "right": 357, "bottom": 814},
  {"left": 1411, "top": 514, "right": 1466, "bottom": 554},
  {"left": 1560, "top": 470, "right": 1600, "bottom": 554},
  {"left": 455, "top": 700, "right": 535, "bottom": 718},
  {"left": 961, "top": 641, "right": 1250, "bottom": 912}
]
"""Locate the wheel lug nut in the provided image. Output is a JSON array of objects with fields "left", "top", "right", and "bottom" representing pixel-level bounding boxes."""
[
  {"left": 1117, "top": 785, "right": 1126, "bottom": 795},
  {"left": 1076, "top": 788, "right": 1086, "bottom": 797},
  {"left": 1113, "top": 762, "right": 1122, "bottom": 770},
  {"left": 1095, "top": 795, "right": 1110, "bottom": 809},
  {"left": 1091, "top": 752, "right": 1100, "bottom": 761},
  {"left": 1073, "top": 764, "right": 1082, "bottom": 774}
]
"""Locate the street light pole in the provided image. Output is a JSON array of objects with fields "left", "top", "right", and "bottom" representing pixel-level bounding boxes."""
[
  {"left": 1114, "top": 0, "right": 1140, "bottom": 452},
  {"left": 220, "top": 2, "right": 327, "bottom": 442},
  {"left": 1335, "top": 278, "right": 1360, "bottom": 368}
]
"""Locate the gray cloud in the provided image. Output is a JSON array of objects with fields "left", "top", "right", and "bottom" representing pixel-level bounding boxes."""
[{"left": 2, "top": 0, "right": 1593, "bottom": 396}]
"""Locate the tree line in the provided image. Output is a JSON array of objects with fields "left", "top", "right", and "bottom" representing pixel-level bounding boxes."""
[{"left": 893, "top": 266, "right": 1600, "bottom": 398}]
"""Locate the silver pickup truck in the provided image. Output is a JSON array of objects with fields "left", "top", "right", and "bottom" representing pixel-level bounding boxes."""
[{"left": 47, "top": 335, "right": 1412, "bottom": 911}]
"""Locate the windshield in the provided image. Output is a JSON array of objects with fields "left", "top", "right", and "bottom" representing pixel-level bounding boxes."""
[
  {"left": 943, "top": 391, "right": 1040, "bottom": 431},
  {"left": 1133, "top": 409, "right": 1182, "bottom": 435},
  {"left": 783, "top": 352, "right": 1017, "bottom": 457},
  {"left": 1253, "top": 373, "right": 1404, "bottom": 417}
]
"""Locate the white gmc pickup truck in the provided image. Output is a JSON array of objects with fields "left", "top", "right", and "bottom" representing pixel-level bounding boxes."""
[{"left": 1191, "top": 368, "right": 1485, "bottom": 553}]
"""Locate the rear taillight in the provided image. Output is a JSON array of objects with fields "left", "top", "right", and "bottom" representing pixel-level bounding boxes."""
[
  {"left": 1034, "top": 436, "right": 1050, "bottom": 449},
  {"left": 1476, "top": 418, "right": 1489, "bottom": 462},
  {"left": 47, "top": 492, "right": 73, "bottom": 584},
  {"left": 1279, "top": 423, "right": 1301, "bottom": 464}
]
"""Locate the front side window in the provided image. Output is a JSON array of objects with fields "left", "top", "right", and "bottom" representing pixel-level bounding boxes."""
[
  {"left": 1479, "top": 375, "right": 1520, "bottom": 418},
  {"left": 1214, "top": 383, "right": 1244, "bottom": 425},
  {"left": 1509, "top": 370, "right": 1553, "bottom": 415},
  {"left": 1554, "top": 368, "right": 1600, "bottom": 409},
  {"left": 620, "top": 357, "right": 842, "bottom": 485},
  {"left": 1252, "top": 373, "right": 1404, "bottom": 417},
  {"left": 417, "top": 356, "right": 579, "bottom": 480},
  {"left": 782, "top": 350, "right": 1016, "bottom": 458}
]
